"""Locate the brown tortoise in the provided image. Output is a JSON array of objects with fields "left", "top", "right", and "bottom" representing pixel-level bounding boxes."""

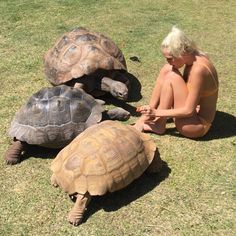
[
  {"left": 4, "top": 85, "right": 130, "bottom": 165},
  {"left": 44, "top": 27, "right": 130, "bottom": 100},
  {"left": 50, "top": 120, "right": 162, "bottom": 226}
]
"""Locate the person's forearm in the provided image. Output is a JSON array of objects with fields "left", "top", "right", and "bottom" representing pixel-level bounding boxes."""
[{"left": 154, "top": 107, "right": 194, "bottom": 118}]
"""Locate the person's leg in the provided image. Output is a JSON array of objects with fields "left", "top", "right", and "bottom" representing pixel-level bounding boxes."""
[
  {"left": 172, "top": 80, "right": 207, "bottom": 138},
  {"left": 134, "top": 65, "right": 173, "bottom": 131},
  {"left": 175, "top": 116, "right": 207, "bottom": 138},
  {"left": 135, "top": 69, "right": 189, "bottom": 134},
  {"left": 141, "top": 76, "right": 174, "bottom": 134},
  {"left": 154, "top": 73, "right": 206, "bottom": 138}
]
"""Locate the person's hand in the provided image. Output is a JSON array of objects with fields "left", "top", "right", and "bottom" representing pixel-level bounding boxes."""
[{"left": 136, "top": 105, "right": 157, "bottom": 118}]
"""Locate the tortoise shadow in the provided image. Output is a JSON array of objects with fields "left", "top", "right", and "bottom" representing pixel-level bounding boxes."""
[
  {"left": 81, "top": 160, "right": 171, "bottom": 224},
  {"left": 21, "top": 145, "right": 61, "bottom": 162},
  {"left": 103, "top": 97, "right": 140, "bottom": 117},
  {"left": 166, "top": 110, "right": 236, "bottom": 141},
  {"left": 125, "top": 71, "right": 142, "bottom": 102}
]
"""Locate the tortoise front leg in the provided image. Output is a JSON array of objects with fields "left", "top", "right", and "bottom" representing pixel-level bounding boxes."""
[
  {"left": 68, "top": 192, "right": 91, "bottom": 226},
  {"left": 50, "top": 174, "right": 59, "bottom": 187},
  {"left": 4, "top": 139, "right": 27, "bottom": 165}
]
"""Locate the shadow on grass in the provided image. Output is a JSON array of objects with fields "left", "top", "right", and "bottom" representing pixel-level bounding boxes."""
[
  {"left": 103, "top": 97, "right": 140, "bottom": 117},
  {"left": 199, "top": 111, "right": 236, "bottom": 141},
  {"left": 166, "top": 111, "right": 236, "bottom": 141},
  {"left": 126, "top": 71, "right": 142, "bottom": 102},
  {"left": 21, "top": 145, "right": 61, "bottom": 162},
  {"left": 81, "top": 160, "right": 171, "bottom": 224}
]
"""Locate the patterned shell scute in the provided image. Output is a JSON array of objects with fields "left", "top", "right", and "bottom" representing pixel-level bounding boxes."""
[
  {"left": 50, "top": 120, "right": 156, "bottom": 196},
  {"left": 44, "top": 27, "right": 127, "bottom": 85},
  {"left": 9, "top": 85, "right": 103, "bottom": 148}
]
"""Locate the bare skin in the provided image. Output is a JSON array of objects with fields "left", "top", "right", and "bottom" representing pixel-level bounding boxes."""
[{"left": 134, "top": 49, "right": 218, "bottom": 138}]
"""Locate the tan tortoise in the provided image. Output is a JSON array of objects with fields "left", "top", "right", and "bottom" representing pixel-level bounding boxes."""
[
  {"left": 44, "top": 27, "right": 130, "bottom": 100},
  {"left": 50, "top": 120, "right": 162, "bottom": 226}
]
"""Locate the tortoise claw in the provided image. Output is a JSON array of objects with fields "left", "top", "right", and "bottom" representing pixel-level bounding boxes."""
[{"left": 50, "top": 174, "right": 59, "bottom": 187}]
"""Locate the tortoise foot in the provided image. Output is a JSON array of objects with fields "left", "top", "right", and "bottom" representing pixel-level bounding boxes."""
[
  {"left": 67, "top": 193, "right": 91, "bottom": 226},
  {"left": 4, "top": 140, "right": 25, "bottom": 165},
  {"left": 68, "top": 213, "right": 83, "bottom": 226},
  {"left": 50, "top": 174, "right": 59, "bottom": 187},
  {"left": 5, "top": 156, "right": 21, "bottom": 165}
]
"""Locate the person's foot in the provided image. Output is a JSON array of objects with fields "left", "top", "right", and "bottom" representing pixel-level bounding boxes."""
[
  {"left": 133, "top": 120, "right": 145, "bottom": 132},
  {"left": 142, "top": 123, "right": 166, "bottom": 135},
  {"left": 133, "top": 118, "right": 166, "bottom": 135}
]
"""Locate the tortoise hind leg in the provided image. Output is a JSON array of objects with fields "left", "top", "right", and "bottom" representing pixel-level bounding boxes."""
[
  {"left": 68, "top": 192, "right": 91, "bottom": 226},
  {"left": 4, "top": 139, "right": 27, "bottom": 165}
]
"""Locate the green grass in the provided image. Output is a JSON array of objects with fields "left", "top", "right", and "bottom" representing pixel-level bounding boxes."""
[{"left": 0, "top": 0, "right": 235, "bottom": 235}]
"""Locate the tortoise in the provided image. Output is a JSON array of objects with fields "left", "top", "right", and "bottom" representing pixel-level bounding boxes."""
[
  {"left": 4, "top": 85, "right": 130, "bottom": 165},
  {"left": 44, "top": 27, "right": 130, "bottom": 101},
  {"left": 50, "top": 120, "right": 162, "bottom": 226}
]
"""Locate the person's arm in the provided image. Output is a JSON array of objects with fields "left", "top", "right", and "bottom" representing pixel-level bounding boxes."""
[{"left": 140, "top": 66, "right": 205, "bottom": 118}]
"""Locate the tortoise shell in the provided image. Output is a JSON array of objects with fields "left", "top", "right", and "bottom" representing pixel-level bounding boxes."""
[
  {"left": 44, "top": 27, "right": 127, "bottom": 86},
  {"left": 9, "top": 85, "right": 104, "bottom": 148},
  {"left": 50, "top": 120, "right": 157, "bottom": 196}
]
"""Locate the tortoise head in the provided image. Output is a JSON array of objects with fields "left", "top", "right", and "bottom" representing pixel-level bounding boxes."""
[
  {"left": 101, "top": 75, "right": 129, "bottom": 101},
  {"left": 110, "top": 81, "right": 129, "bottom": 101}
]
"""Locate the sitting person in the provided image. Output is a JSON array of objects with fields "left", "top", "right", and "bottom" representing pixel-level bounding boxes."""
[{"left": 134, "top": 26, "right": 219, "bottom": 138}]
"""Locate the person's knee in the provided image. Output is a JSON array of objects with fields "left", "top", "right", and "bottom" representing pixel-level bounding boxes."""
[
  {"left": 161, "top": 64, "right": 173, "bottom": 74},
  {"left": 161, "top": 66, "right": 183, "bottom": 82},
  {"left": 160, "top": 65, "right": 174, "bottom": 80}
]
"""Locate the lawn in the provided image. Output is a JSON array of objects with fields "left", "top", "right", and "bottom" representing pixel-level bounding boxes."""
[{"left": 0, "top": 0, "right": 235, "bottom": 235}]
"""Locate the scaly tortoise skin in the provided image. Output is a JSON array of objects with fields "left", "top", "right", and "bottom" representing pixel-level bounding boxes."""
[
  {"left": 4, "top": 85, "right": 130, "bottom": 165},
  {"left": 50, "top": 120, "right": 162, "bottom": 226},
  {"left": 44, "top": 27, "right": 130, "bottom": 100}
]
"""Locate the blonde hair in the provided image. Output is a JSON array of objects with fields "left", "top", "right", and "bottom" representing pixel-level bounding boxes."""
[{"left": 161, "top": 26, "right": 203, "bottom": 58}]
